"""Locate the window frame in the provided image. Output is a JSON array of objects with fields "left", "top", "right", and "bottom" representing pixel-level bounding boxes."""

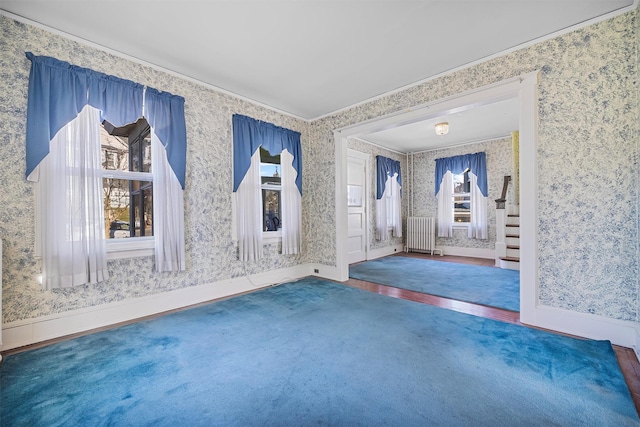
[
  {"left": 101, "top": 119, "right": 155, "bottom": 258},
  {"left": 260, "top": 148, "right": 282, "bottom": 242},
  {"left": 452, "top": 170, "right": 471, "bottom": 228}
]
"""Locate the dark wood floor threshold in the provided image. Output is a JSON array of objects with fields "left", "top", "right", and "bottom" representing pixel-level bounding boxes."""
[{"left": 347, "top": 252, "right": 640, "bottom": 416}]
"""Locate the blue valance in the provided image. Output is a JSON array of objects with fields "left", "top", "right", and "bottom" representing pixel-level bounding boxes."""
[
  {"left": 25, "top": 52, "right": 187, "bottom": 189},
  {"left": 434, "top": 152, "right": 488, "bottom": 197},
  {"left": 233, "top": 114, "right": 302, "bottom": 194},
  {"left": 376, "top": 156, "right": 402, "bottom": 200},
  {"left": 144, "top": 87, "right": 187, "bottom": 189}
]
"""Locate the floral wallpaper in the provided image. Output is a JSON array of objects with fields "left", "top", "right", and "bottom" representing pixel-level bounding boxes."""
[
  {"left": 0, "top": 16, "right": 309, "bottom": 323},
  {"left": 0, "top": 8, "right": 638, "bottom": 326},
  {"left": 306, "top": 11, "right": 638, "bottom": 322}
]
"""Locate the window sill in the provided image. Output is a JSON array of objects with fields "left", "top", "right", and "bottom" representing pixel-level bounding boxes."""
[
  {"left": 453, "top": 224, "right": 470, "bottom": 230},
  {"left": 263, "top": 230, "right": 282, "bottom": 245},
  {"left": 106, "top": 237, "right": 154, "bottom": 260}
]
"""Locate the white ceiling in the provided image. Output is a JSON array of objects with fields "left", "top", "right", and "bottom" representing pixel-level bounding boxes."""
[
  {"left": 361, "top": 98, "right": 520, "bottom": 153},
  {"left": 1, "top": 0, "right": 635, "bottom": 152}
]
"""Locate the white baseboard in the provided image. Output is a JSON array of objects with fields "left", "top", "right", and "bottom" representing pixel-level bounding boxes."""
[
  {"left": 5, "top": 262, "right": 638, "bottom": 355},
  {"left": 525, "top": 304, "right": 640, "bottom": 349},
  {"left": 310, "top": 263, "right": 342, "bottom": 282},
  {"left": 438, "top": 246, "right": 495, "bottom": 259},
  {"left": 1, "top": 264, "right": 314, "bottom": 352},
  {"left": 368, "top": 244, "right": 404, "bottom": 261}
]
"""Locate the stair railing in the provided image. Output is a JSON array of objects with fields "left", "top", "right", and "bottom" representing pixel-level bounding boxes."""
[{"left": 494, "top": 176, "right": 511, "bottom": 266}]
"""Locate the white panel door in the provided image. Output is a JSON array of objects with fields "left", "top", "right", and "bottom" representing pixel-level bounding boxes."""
[{"left": 347, "top": 150, "right": 368, "bottom": 264}]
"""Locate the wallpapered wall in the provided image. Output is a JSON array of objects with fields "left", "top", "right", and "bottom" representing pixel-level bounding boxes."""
[
  {"left": 0, "top": 9, "right": 638, "bottom": 326},
  {"left": 410, "top": 137, "right": 515, "bottom": 251},
  {"left": 346, "top": 139, "right": 407, "bottom": 252},
  {"left": 0, "top": 16, "right": 311, "bottom": 323},
  {"left": 307, "top": 11, "right": 638, "bottom": 321}
]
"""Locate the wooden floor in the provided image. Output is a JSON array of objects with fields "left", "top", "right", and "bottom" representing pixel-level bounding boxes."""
[{"left": 346, "top": 252, "right": 640, "bottom": 416}]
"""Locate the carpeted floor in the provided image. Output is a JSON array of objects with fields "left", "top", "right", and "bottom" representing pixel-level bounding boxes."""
[
  {"left": 1, "top": 278, "right": 637, "bottom": 426},
  {"left": 350, "top": 255, "right": 520, "bottom": 311}
]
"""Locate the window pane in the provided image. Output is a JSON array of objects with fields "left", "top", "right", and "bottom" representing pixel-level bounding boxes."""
[
  {"left": 262, "top": 189, "right": 281, "bottom": 231},
  {"left": 260, "top": 162, "right": 281, "bottom": 185},
  {"left": 142, "top": 133, "right": 152, "bottom": 172},
  {"left": 453, "top": 195, "right": 471, "bottom": 223},
  {"left": 130, "top": 139, "right": 140, "bottom": 172},
  {"left": 132, "top": 182, "right": 153, "bottom": 237},
  {"left": 260, "top": 147, "right": 281, "bottom": 183},
  {"left": 453, "top": 171, "right": 470, "bottom": 194},
  {"left": 104, "top": 179, "right": 153, "bottom": 238},
  {"left": 101, "top": 127, "right": 129, "bottom": 171},
  {"left": 104, "top": 178, "right": 131, "bottom": 238}
]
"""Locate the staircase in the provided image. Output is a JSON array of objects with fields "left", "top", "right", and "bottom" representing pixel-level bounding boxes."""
[
  {"left": 495, "top": 175, "right": 519, "bottom": 271},
  {"left": 500, "top": 210, "right": 520, "bottom": 270}
]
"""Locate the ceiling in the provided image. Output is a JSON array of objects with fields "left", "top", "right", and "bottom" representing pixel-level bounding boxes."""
[
  {"left": 360, "top": 97, "right": 520, "bottom": 153},
  {"left": 1, "top": 0, "right": 635, "bottom": 152}
]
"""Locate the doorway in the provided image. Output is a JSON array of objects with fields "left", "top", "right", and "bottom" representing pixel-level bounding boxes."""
[
  {"left": 347, "top": 149, "right": 369, "bottom": 264},
  {"left": 333, "top": 72, "right": 539, "bottom": 324}
]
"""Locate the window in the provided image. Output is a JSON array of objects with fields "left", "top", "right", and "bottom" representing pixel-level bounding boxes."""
[
  {"left": 453, "top": 169, "right": 471, "bottom": 224},
  {"left": 101, "top": 118, "right": 154, "bottom": 242},
  {"left": 232, "top": 114, "right": 302, "bottom": 261},
  {"left": 26, "top": 53, "right": 187, "bottom": 287},
  {"left": 375, "top": 156, "right": 402, "bottom": 241},
  {"left": 259, "top": 147, "right": 281, "bottom": 233},
  {"left": 435, "top": 152, "right": 487, "bottom": 239}
]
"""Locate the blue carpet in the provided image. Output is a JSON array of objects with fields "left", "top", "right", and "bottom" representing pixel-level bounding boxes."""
[
  {"left": 1, "top": 278, "right": 637, "bottom": 426},
  {"left": 350, "top": 256, "right": 520, "bottom": 311}
]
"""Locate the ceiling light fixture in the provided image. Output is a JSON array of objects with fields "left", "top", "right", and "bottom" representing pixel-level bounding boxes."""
[{"left": 435, "top": 122, "right": 449, "bottom": 136}]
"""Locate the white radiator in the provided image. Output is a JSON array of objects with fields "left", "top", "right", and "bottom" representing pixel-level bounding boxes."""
[{"left": 406, "top": 217, "right": 442, "bottom": 256}]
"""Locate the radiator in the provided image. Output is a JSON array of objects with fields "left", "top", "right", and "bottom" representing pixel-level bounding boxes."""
[{"left": 406, "top": 217, "right": 442, "bottom": 256}]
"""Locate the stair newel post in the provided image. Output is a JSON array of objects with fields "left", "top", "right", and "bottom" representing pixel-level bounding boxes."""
[
  {"left": 495, "top": 198, "right": 507, "bottom": 267},
  {"left": 494, "top": 175, "right": 511, "bottom": 267}
]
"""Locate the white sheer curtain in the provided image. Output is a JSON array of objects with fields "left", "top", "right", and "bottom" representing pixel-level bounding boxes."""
[
  {"left": 375, "top": 189, "right": 389, "bottom": 241},
  {"left": 389, "top": 174, "right": 402, "bottom": 238},
  {"left": 280, "top": 149, "right": 301, "bottom": 254},
  {"left": 437, "top": 171, "right": 454, "bottom": 238},
  {"left": 468, "top": 173, "right": 488, "bottom": 239},
  {"left": 236, "top": 150, "right": 263, "bottom": 261},
  {"left": 376, "top": 174, "right": 402, "bottom": 240},
  {"left": 151, "top": 130, "right": 186, "bottom": 272},
  {"left": 36, "top": 106, "right": 108, "bottom": 290}
]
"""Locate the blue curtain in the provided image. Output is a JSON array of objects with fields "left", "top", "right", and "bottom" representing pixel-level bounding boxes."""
[
  {"left": 232, "top": 114, "right": 302, "bottom": 194},
  {"left": 434, "top": 152, "right": 488, "bottom": 197},
  {"left": 25, "top": 52, "right": 187, "bottom": 189},
  {"left": 376, "top": 156, "right": 402, "bottom": 199},
  {"left": 144, "top": 87, "right": 187, "bottom": 189}
]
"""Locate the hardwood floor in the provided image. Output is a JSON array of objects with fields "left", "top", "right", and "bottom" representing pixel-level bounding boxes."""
[{"left": 347, "top": 252, "right": 640, "bottom": 415}]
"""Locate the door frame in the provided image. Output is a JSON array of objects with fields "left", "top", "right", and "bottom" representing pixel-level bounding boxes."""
[
  {"left": 347, "top": 148, "right": 370, "bottom": 264},
  {"left": 334, "top": 71, "right": 539, "bottom": 324}
]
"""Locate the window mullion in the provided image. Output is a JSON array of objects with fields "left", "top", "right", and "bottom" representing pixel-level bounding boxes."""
[{"left": 102, "top": 170, "right": 153, "bottom": 181}]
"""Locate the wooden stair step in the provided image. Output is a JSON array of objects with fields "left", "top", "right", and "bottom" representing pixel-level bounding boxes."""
[
  {"left": 506, "top": 224, "right": 519, "bottom": 227},
  {"left": 506, "top": 234, "right": 519, "bottom": 238},
  {"left": 507, "top": 214, "right": 520, "bottom": 217},
  {"left": 506, "top": 245, "right": 519, "bottom": 249},
  {"left": 500, "top": 256, "right": 520, "bottom": 262}
]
